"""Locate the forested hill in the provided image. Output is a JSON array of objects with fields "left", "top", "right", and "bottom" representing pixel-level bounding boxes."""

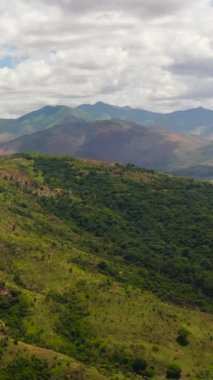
[
  {"left": 0, "top": 153, "right": 212, "bottom": 308},
  {"left": 23, "top": 155, "right": 211, "bottom": 306},
  {"left": 0, "top": 154, "right": 212, "bottom": 379}
]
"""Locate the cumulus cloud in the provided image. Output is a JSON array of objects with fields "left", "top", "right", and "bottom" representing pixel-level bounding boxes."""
[{"left": 0, "top": 0, "right": 212, "bottom": 117}]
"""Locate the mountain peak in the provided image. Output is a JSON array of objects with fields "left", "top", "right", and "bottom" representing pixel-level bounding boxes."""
[
  {"left": 93, "top": 101, "right": 115, "bottom": 110},
  {"left": 94, "top": 101, "right": 108, "bottom": 106}
]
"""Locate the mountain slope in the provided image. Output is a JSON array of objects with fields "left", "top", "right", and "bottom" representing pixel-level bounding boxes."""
[
  {"left": 0, "top": 103, "right": 212, "bottom": 145},
  {"left": 0, "top": 154, "right": 212, "bottom": 379},
  {"left": 0, "top": 119, "right": 209, "bottom": 174},
  {"left": 76, "top": 101, "right": 161, "bottom": 124},
  {"left": 0, "top": 105, "right": 80, "bottom": 143},
  {"left": 172, "top": 142, "right": 213, "bottom": 179},
  {"left": 77, "top": 102, "right": 213, "bottom": 138},
  {"left": 0, "top": 104, "right": 212, "bottom": 179},
  {"left": 17, "top": 105, "right": 79, "bottom": 129},
  {"left": 158, "top": 107, "right": 213, "bottom": 136}
]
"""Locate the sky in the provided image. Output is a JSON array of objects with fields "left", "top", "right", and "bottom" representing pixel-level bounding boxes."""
[{"left": 0, "top": 0, "right": 213, "bottom": 117}]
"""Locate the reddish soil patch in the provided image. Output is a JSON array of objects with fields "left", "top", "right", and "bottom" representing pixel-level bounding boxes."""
[{"left": 0, "top": 289, "right": 11, "bottom": 297}]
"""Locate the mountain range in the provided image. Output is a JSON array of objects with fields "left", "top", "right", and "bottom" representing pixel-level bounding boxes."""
[
  {"left": 0, "top": 103, "right": 212, "bottom": 179},
  {"left": 76, "top": 102, "right": 213, "bottom": 138}
]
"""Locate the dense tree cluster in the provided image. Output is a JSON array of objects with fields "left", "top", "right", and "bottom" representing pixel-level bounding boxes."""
[{"left": 33, "top": 155, "right": 213, "bottom": 310}]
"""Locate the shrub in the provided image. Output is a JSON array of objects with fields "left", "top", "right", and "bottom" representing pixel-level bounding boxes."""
[
  {"left": 0, "top": 356, "right": 51, "bottom": 380},
  {"left": 166, "top": 364, "right": 182, "bottom": 379},
  {"left": 132, "top": 357, "right": 147, "bottom": 374},
  {"left": 142, "top": 366, "right": 155, "bottom": 378},
  {"left": 176, "top": 328, "right": 190, "bottom": 346}
]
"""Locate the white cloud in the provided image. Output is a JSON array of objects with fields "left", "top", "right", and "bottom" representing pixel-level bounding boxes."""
[{"left": 0, "top": 0, "right": 212, "bottom": 117}]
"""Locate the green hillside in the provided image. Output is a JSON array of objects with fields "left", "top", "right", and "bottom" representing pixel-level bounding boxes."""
[{"left": 0, "top": 154, "right": 212, "bottom": 379}]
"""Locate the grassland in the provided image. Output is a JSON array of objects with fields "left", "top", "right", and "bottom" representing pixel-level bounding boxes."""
[{"left": 0, "top": 154, "right": 212, "bottom": 379}]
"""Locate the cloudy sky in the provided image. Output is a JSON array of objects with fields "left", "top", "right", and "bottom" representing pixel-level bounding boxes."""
[{"left": 0, "top": 0, "right": 213, "bottom": 117}]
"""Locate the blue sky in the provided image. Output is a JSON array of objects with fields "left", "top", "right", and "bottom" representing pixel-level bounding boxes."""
[
  {"left": 0, "top": 55, "right": 29, "bottom": 69},
  {"left": 0, "top": 56, "right": 14, "bottom": 68}
]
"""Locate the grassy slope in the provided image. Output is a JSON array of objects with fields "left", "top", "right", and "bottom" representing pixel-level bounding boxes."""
[{"left": 0, "top": 154, "right": 212, "bottom": 379}]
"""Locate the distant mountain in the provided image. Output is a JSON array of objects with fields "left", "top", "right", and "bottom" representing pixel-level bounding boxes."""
[
  {"left": 172, "top": 143, "right": 213, "bottom": 180},
  {"left": 0, "top": 105, "right": 80, "bottom": 143},
  {"left": 156, "top": 107, "right": 213, "bottom": 136},
  {"left": 0, "top": 119, "right": 19, "bottom": 142},
  {"left": 76, "top": 101, "right": 161, "bottom": 124},
  {"left": 77, "top": 102, "right": 213, "bottom": 138},
  {"left": 174, "top": 164, "right": 213, "bottom": 180},
  {"left": 0, "top": 119, "right": 209, "bottom": 174},
  {"left": 0, "top": 103, "right": 212, "bottom": 178},
  {"left": 0, "top": 103, "right": 212, "bottom": 145},
  {"left": 17, "top": 105, "right": 78, "bottom": 127}
]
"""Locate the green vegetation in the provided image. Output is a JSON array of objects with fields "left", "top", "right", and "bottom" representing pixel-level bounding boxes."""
[
  {"left": 0, "top": 356, "right": 51, "bottom": 380},
  {"left": 0, "top": 153, "right": 212, "bottom": 379},
  {"left": 166, "top": 364, "right": 182, "bottom": 379},
  {"left": 176, "top": 328, "right": 191, "bottom": 346},
  {"left": 33, "top": 154, "right": 213, "bottom": 310}
]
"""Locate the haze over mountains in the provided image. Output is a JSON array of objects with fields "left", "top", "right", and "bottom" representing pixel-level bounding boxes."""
[
  {"left": 0, "top": 102, "right": 212, "bottom": 179},
  {"left": 76, "top": 102, "right": 213, "bottom": 138},
  {"left": 1, "top": 102, "right": 213, "bottom": 141}
]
